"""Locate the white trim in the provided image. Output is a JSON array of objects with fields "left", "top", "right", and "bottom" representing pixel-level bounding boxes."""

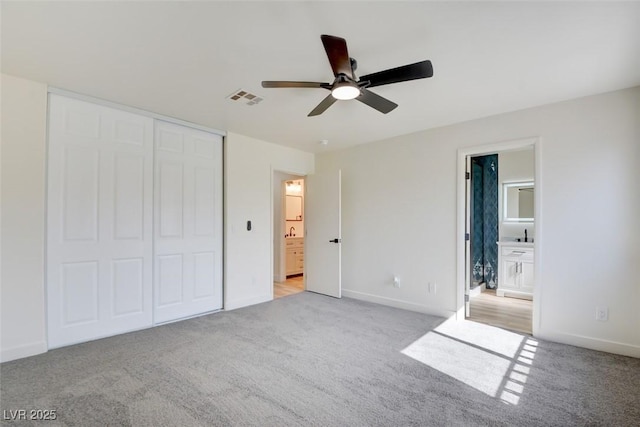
[
  {"left": 154, "top": 309, "right": 223, "bottom": 326},
  {"left": 537, "top": 331, "right": 640, "bottom": 359},
  {"left": 270, "top": 167, "right": 308, "bottom": 299},
  {"left": 47, "top": 87, "right": 226, "bottom": 137},
  {"left": 222, "top": 135, "right": 228, "bottom": 311},
  {"left": 456, "top": 137, "right": 541, "bottom": 334},
  {"left": 1, "top": 341, "right": 48, "bottom": 363},
  {"left": 225, "top": 294, "right": 272, "bottom": 311},
  {"left": 221, "top": 135, "right": 227, "bottom": 310},
  {"left": 270, "top": 166, "right": 275, "bottom": 301},
  {"left": 532, "top": 139, "right": 543, "bottom": 336},
  {"left": 496, "top": 289, "right": 533, "bottom": 300},
  {"left": 342, "top": 289, "right": 455, "bottom": 319}
]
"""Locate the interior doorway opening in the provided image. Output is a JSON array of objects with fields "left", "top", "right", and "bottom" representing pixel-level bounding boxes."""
[
  {"left": 272, "top": 172, "right": 305, "bottom": 299},
  {"left": 460, "top": 140, "right": 538, "bottom": 335}
]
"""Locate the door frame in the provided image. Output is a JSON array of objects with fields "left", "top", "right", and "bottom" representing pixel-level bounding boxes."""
[
  {"left": 456, "top": 137, "right": 542, "bottom": 336},
  {"left": 270, "top": 167, "right": 307, "bottom": 300}
]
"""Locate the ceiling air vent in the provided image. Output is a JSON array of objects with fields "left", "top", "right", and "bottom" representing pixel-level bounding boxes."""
[{"left": 227, "top": 89, "right": 264, "bottom": 106}]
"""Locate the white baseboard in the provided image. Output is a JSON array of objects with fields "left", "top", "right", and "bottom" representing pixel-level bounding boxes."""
[
  {"left": 1, "top": 341, "right": 47, "bottom": 363},
  {"left": 342, "top": 289, "right": 455, "bottom": 319},
  {"left": 225, "top": 294, "right": 272, "bottom": 311},
  {"left": 536, "top": 329, "right": 640, "bottom": 358},
  {"left": 497, "top": 288, "right": 533, "bottom": 300},
  {"left": 470, "top": 285, "right": 482, "bottom": 297}
]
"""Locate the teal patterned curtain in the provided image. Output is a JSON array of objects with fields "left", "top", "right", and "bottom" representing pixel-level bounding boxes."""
[{"left": 470, "top": 155, "right": 498, "bottom": 288}]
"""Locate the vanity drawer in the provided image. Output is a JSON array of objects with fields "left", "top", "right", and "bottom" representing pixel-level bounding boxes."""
[
  {"left": 285, "top": 238, "right": 304, "bottom": 249},
  {"left": 501, "top": 247, "right": 534, "bottom": 261},
  {"left": 284, "top": 237, "right": 304, "bottom": 249}
]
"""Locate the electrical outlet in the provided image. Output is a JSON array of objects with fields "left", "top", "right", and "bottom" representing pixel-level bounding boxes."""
[
  {"left": 428, "top": 282, "right": 437, "bottom": 294},
  {"left": 393, "top": 276, "right": 401, "bottom": 288},
  {"left": 595, "top": 306, "right": 609, "bottom": 322}
]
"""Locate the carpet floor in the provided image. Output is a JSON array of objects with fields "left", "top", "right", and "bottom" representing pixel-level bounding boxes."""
[{"left": 1, "top": 292, "right": 639, "bottom": 426}]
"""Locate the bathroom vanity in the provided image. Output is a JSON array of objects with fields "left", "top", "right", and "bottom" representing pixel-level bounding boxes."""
[
  {"left": 285, "top": 237, "right": 304, "bottom": 276},
  {"left": 497, "top": 242, "right": 534, "bottom": 299}
]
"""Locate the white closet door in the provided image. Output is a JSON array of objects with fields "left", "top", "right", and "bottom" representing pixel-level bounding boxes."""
[
  {"left": 47, "top": 94, "right": 153, "bottom": 348},
  {"left": 154, "top": 121, "right": 223, "bottom": 323}
]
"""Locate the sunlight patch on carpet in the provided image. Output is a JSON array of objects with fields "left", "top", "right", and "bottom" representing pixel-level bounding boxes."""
[{"left": 401, "top": 318, "right": 538, "bottom": 405}]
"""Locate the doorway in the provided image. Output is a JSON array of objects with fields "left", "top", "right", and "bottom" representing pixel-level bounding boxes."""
[
  {"left": 458, "top": 139, "right": 539, "bottom": 335},
  {"left": 469, "top": 154, "right": 499, "bottom": 294},
  {"left": 273, "top": 173, "right": 305, "bottom": 299}
]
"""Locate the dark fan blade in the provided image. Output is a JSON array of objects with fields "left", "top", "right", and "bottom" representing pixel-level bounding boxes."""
[
  {"left": 356, "top": 89, "right": 398, "bottom": 114},
  {"left": 262, "top": 81, "right": 331, "bottom": 89},
  {"left": 308, "top": 94, "right": 338, "bottom": 117},
  {"left": 359, "top": 60, "right": 433, "bottom": 88},
  {"left": 321, "top": 35, "right": 354, "bottom": 79}
]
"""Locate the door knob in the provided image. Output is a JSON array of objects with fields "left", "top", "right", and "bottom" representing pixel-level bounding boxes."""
[{"left": 329, "top": 238, "right": 341, "bottom": 243}]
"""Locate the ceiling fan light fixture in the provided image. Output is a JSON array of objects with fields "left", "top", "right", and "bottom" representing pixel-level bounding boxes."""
[
  {"left": 331, "top": 83, "right": 360, "bottom": 100},
  {"left": 262, "top": 35, "right": 432, "bottom": 115}
]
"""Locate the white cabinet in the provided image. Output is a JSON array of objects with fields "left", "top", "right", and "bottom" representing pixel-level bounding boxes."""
[
  {"left": 285, "top": 238, "right": 304, "bottom": 276},
  {"left": 497, "top": 243, "right": 534, "bottom": 299}
]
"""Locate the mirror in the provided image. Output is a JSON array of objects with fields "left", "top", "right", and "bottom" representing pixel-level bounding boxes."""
[
  {"left": 503, "top": 181, "right": 534, "bottom": 222},
  {"left": 286, "top": 195, "right": 303, "bottom": 221}
]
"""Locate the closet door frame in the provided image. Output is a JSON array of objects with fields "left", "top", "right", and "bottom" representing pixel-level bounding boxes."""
[{"left": 46, "top": 89, "right": 225, "bottom": 348}]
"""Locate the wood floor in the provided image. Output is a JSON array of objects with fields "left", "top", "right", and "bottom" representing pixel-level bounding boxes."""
[
  {"left": 274, "top": 275, "right": 305, "bottom": 299},
  {"left": 468, "top": 288, "right": 533, "bottom": 335}
]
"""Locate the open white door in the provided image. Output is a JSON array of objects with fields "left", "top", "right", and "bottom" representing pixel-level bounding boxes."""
[
  {"left": 305, "top": 170, "right": 341, "bottom": 298},
  {"left": 464, "top": 156, "right": 471, "bottom": 317}
]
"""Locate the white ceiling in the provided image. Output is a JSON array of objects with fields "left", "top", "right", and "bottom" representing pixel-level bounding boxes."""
[{"left": 2, "top": 1, "right": 639, "bottom": 153}]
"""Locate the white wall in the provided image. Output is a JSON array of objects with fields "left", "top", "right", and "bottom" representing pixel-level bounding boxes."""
[
  {"left": 225, "top": 132, "right": 314, "bottom": 310},
  {"left": 499, "top": 148, "right": 535, "bottom": 240},
  {"left": 316, "top": 86, "right": 640, "bottom": 357},
  {"left": 0, "top": 74, "right": 48, "bottom": 362},
  {"left": 0, "top": 76, "right": 314, "bottom": 361}
]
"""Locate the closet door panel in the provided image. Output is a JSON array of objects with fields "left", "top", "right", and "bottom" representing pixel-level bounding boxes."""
[
  {"left": 113, "top": 154, "right": 145, "bottom": 240},
  {"left": 61, "top": 261, "right": 99, "bottom": 325},
  {"left": 47, "top": 94, "right": 153, "bottom": 348},
  {"left": 154, "top": 121, "right": 223, "bottom": 324},
  {"left": 62, "top": 147, "right": 100, "bottom": 241},
  {"left": 158, "top": 161, "right": 184, "bottom": 238},
  {"left": 194, "top": 167, "right": 215, "bottom": 237},
  {"left": 194, "top": 252, "right": 216, "bottom": 299},
  {"left": 112, "top": 258, "right": 145, "bottom": 316},
  {"left": 157, "top": 254, "right": 184, "bottom": 306}
]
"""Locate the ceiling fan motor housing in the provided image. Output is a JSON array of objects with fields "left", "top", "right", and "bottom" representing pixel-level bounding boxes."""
[{"left": 350, "top": 57, "right": 358, "bottom": 72}]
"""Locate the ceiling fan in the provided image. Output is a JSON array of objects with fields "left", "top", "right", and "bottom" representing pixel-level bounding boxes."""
[{"left": 261, "top": 35, "right": 433, "bottom": 117}]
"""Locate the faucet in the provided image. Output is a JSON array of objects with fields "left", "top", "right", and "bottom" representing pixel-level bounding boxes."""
[{"left": 289, "top": 226, "right": 295, "bottom": 237}]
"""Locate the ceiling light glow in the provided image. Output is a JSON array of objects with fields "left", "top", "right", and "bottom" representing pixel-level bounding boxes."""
[{"left": 331, "top": 84, "right": 360, "bottom": 100}]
